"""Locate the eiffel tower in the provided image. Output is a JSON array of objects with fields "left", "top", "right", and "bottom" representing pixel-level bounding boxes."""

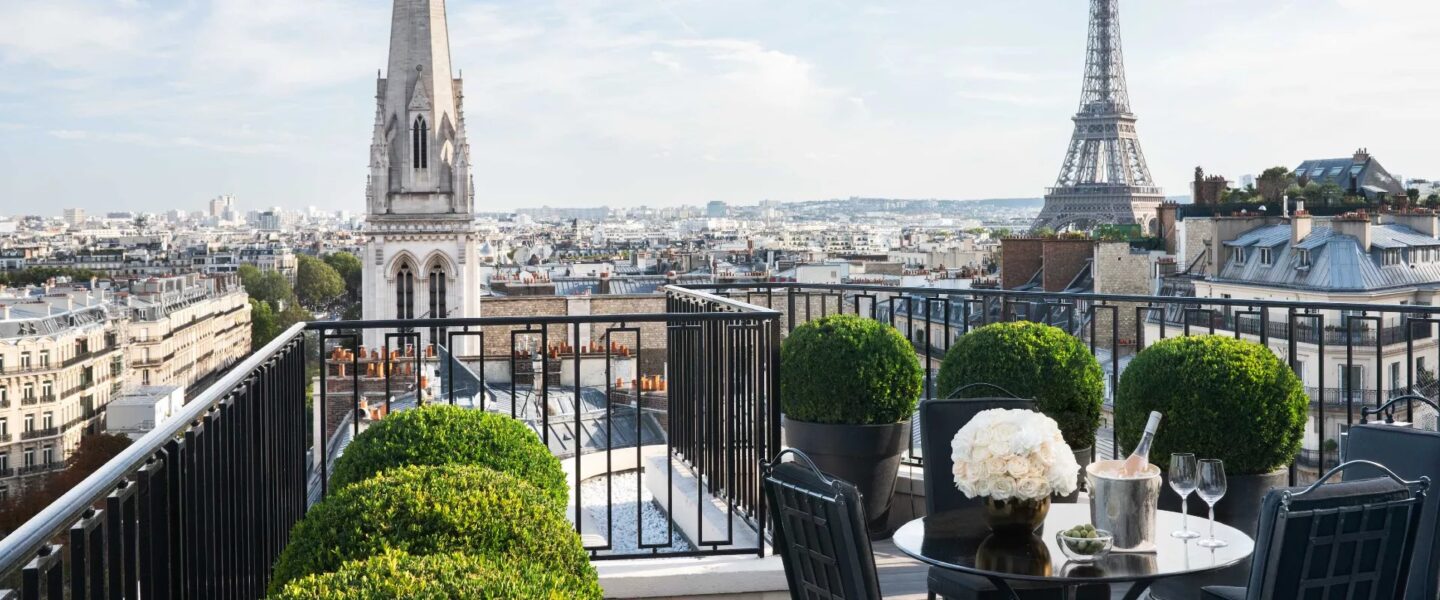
[{"left": 1032, "top": 0, "right": 1163, "bottom": 233}]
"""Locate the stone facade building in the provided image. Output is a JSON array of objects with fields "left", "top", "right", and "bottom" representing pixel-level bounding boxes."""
[{"left": 124, "top": 274, "right": 251, "bottom": 391}]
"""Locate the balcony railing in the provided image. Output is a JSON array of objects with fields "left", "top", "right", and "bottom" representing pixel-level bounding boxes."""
[
  {"left": 18, "top": 463, "right": 61, "bottom": 476},
  {"left": 20, "top": 428, "right": 58, "bottom": 440},
  {"left": 6, "top": 282, "right": 1438, "bottom": 597}
]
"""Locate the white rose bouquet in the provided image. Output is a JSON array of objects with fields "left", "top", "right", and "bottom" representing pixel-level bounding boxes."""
[{"left": 951, "top": 408, "right": 1080, "bottom": 501}]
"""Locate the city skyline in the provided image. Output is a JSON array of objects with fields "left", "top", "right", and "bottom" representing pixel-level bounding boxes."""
[{"left": 1, "top": 0, "right": 1436, "bottom": 214}]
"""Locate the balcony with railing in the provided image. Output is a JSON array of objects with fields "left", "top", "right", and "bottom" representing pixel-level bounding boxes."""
[{"left": 0, "top": 283, "right": 1437, "bottom": 598}]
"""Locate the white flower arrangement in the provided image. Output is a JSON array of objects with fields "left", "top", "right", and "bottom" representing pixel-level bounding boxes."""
[{"left": 951, "top": 408, "right": 1080, "bottom": 501}]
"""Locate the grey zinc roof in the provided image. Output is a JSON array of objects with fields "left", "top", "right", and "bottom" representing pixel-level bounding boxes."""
[{"left": 1216, "top": 223, "right": 1440, "bottom": 292}]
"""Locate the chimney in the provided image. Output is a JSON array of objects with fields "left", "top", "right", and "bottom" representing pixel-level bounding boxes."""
[
  {"left": 1392, "top": 211, "right": 1440, "bottom": 239},
  {"left": 0, "top": 305, "right": 9, "bottom": 320},
  {"left": 1333, "top": 213, "right": 1373, "bottom": 252},
  {"left": 1354, "top": 147, "right": 1370, "bottom": 163},
  {"left": 1291, "top": 211, "right": 1312, "bottom": 247}
]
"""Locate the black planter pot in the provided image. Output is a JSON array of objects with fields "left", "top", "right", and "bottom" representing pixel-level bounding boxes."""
[
  {"left": 1054, "top": 446, "right": 1092, "bottom": 504},
  {"left": 783, "top": 417, "right": 910, "bottom": 538},
  {"left": 1150, "top": 468, "right": 1289, "bottom": 600}
]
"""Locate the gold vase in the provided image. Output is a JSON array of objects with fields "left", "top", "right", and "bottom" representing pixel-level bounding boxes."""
[{"left": 982, "top": 496, "right": 1050, "bottom": 534}]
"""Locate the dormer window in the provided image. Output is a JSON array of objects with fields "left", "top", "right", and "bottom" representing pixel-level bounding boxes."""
[
  {"left": 1383, "top": 249, "right": 1402, "bottom": 266},
  {"left": 1296, "top": 249, "right": 1311, "bottom": 268},
  {"left": 1259, "top": 247, "right": 1273, "bottom": 266},
  {"left": 1234, "top": 247, "right": 1247, "bottom": 264}
]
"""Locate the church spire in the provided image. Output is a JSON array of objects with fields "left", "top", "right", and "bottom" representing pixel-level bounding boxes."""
[{"left": 371, "top": 0, "right": 470, "bottom": 216}]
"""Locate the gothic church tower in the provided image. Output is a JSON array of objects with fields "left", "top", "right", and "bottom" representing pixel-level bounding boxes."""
[{"left": 362, "top": 0, "right": 480, "bottom": 348}]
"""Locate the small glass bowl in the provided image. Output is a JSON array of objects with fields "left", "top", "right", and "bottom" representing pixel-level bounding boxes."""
[{"left": 1055, "top": 529, "right": 1114, "bottom": 563}]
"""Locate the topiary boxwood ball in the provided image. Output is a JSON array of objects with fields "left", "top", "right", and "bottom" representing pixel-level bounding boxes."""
[
  {"left": 329, "top": 405, "right": 566, "bottom": 509},
  {"left": 268, "top": 465, "right": 593, "bottom": 595},
  {"left": 270, "top": 550, "right": 602, "bottom": 600},
  {"left": 1115, "top": 335, "right": 1306, "bottom": 475},
  {"left": 936, "top": 321, "right": 1104, "bottom": 449},
  {"left": 780, "top": 314, "right": 924, "bottom": 425}
]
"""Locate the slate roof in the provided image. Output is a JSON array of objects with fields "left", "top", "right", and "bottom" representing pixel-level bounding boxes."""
[
  {"left": 1294, "top": 155, "right": 1404, "bottom": 199},
  {"left": 1217, "top": 223, "right": 1440, "bottom": 291}
]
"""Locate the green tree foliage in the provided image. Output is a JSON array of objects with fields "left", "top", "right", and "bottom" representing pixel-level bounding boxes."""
[
  {"left": 0, "top": 267, "right": 100, "bottom": 287},
  {"left": 267, "top": 465, "right": 595, "bottom": 594},
  {"left": 1406, "top": 188, "right": 1421, "bottom": 208},
  {"left": 1115, "top": 336, "right": 1306, "bottom": 475},
  {"left": 249, "top": 299, "right": 280, "bottom": 349},
  {"left": 239, "top": 264, "right": 293, "bottom": 307},
  {"left": 1257, "top": 166, "right": 1295, "bottom": 203},
  {"left": 936, "top": 322, "right": 1104, "bottom": 449},
  {"left": 272, "top": 550, "right": 602, "bottom": 600},
  {"left": 329, "top": 406, "right": 567, "bottom": 508},
  {"left": 0, "top": 434, "right": 132, "bottom": 534},
  {"left": 295, "top": 256, "right": 345, "bottom": 312},
  {"left": 322, "top": 252, "right": 363, "bottom": 296},
  {"left": 779, "top": 314, "right": 923, "bottom": 425}
]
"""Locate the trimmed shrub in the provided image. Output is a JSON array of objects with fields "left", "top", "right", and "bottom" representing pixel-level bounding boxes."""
[
  {"left": 329, "top": 405, "right": 566, "bottom": 509},
  {"left": 270, "top": 550, "right": 602, "bottom": 600},
  {"left": 936, "top": 322, "right": 1104, "bottom": 449},
  {"left": 780, "top": 314, "right": 924, "bottom": 425},
  {"left": 268, "top": 465, "right": 593, "bottom": 595},
  {"left": 1115, "top": 335, "right": 1306, "bottom": 475}
]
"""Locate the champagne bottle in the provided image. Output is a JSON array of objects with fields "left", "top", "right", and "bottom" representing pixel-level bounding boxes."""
[{"left": 1120, "top": 411, "right": 1163, "bottom": 477}]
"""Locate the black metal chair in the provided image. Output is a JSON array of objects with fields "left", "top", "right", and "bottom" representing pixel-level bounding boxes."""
[
  {"left": 919, "top": 384, "right": 1070, "bottom": 600},
  {"left": 764, "top": 448, "right": 883, "bottom": 600},
  {"left": 1341, "top": 394, "right": 1440, "bottom": 600},
  {"left": 1201, "top": 460, "right": 1430, "bottom": 600}
]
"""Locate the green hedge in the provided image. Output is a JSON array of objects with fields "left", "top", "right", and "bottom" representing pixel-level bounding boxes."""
[
  {"left": 268, "top": 465, "right": 593, "bottom": 595},
  {"left": 936, "top": 322, "right": 1104, "bottom": 449},
  {"left": 780, "top": 314, "right": 924, "bottom": 425},
  {"left": 270, "top": 550, "right": 602, "bottom": 600},
  {"left": 1115, "top": 335, "right": 1306, "bottom": 475},
  {"left": 329, "top": 405, "right": 566, "bottom": 509}
]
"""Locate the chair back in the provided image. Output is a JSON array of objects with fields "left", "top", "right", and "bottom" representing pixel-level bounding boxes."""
[
  {"left": 919, "top": 384, "right": 1038, "bottom": 515},
  {"left": 763, "top": 449, "right": 882, "bottom": 600},
  {"left": 1248, "top": 460, "right": 1430, "bottom": 600},
  {"left": 1343, "top": 422, "right": 1440, "bottom": 600}
]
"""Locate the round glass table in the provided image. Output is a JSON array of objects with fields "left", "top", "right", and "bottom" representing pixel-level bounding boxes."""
[{"left": 892, "top": 504, "right": 1254, "bottom": 600}]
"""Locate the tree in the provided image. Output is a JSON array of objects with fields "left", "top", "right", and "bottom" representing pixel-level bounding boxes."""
[
  {"left": 250, "top": 299, "right": 280, "bottom": 350},
  {"left": 1406, "top": 188, "right": 1421, "bottom": 209},
  {"left": 295, "top": 256, "right": 344, "bottom": 312},
  {"left": 0, "top": 434, "right": 132, "bottom": 534},
  {"left": 1256, "top": 166, "right": 1295, "bottom": 204},
  {"left": 322, "top": 252, "right": 363, "bottom": 298},
  {"left": 239, "top": 265, "right": 293, "bottom": 308}
]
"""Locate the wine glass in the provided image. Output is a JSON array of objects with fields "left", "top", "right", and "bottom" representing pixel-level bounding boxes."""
[
  {"left": 1169, "top": 453, "right": 1200, "bottom": 539},
  {"left": 1196, "top": 459, "right": 1228, "bottom": 548}
]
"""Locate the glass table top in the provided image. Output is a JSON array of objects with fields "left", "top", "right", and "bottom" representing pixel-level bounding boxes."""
[{"left": 892, "top": 504, "right": 1255, "bottom": 584}]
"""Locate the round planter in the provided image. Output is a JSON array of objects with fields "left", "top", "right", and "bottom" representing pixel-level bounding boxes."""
[
  {"left": 783, "top": 417, "right": 910, "bottom": 538},
  {"left": 1150, "top": 468, "right": 1289, "bottom": 600},
  {"left": 1054, "top": 446, "right": 1092, "bottom": 504}
]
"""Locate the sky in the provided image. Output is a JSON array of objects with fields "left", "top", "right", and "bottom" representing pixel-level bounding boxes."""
[{"left": 0, "top": 0, "right": 1437, "bottom": 215}]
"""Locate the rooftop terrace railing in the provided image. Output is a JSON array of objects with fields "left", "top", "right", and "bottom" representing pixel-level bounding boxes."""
[{"left": 686, "top": 281, "right": 1440, "bottom": 485}]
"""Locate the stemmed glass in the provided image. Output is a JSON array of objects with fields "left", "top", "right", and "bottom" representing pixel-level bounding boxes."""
[
  {"left": 1196, "top": 459, "right": 1228, "bottom": 548},
  {"left": 1169, "top": 453, "right": 1200, "bottom": 539}
]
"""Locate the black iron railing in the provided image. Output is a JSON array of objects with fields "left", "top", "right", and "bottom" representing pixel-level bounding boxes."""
[
  {"left": 309, "top": 287, "right": 781, "bottom": 561},
  {"left": 0, "top": 323, "right": 309, "bottom": 598},
  {"left": 686, "top": 281, "right": 1440, "bottom": 486}
]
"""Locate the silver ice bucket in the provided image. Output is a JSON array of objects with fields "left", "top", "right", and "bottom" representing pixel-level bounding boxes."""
[{"left": 1085, "top": 460, "right": 1161, "bottom": 552}]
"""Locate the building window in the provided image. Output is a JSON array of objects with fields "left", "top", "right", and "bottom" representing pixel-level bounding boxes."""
[
  {"left": 397, "top": 264, "right": 415, "bottom": 320},
  {"left": 0, "top": 454, "right": 8, "bottom": 471},
  {"left": 429, "top": 264, "right": 447, "bottom": 319},
  {"left": 40, "top": 445, "right": 52, "bottom": 465},
  {"left": 412, "top": 116, "right": 429, "bottom": 169},
  {"left": 0, "top": 418, "right": 7, "bottom": 437},
  {"left": 23, "top": 415, "right": 33, "bottom": 433},
  {"left": 41, "top": 412, "right": 52, "bottom": 430},
  {"left": 1384, "top": 249, "right": 1402, "bottom": 266},
  {"left": 40, "top": 381, "right": 51, "bottom": 398},
  {"left": 21, "top": 384, "right": 32, "bottom": 400},
  {"left": 38, "top": 351, "right": 48, "bottom": 367},
  {"left": 1259, "top": 247, "right": 1273, "bottom": 265},
  {"left": 142, "top": 370, "right": 150, "bottom": 385},
  {"left": 19, "top": 353, "right": 30, "bottom": 369},
  {"left": 1298, "top": 249, "right": 1311, "bottom": 267},
  {"left": 22, "top": 449, "right": 33, "bottom": 468},
  {"left": 0, "top": 387, "right": 6, "bottom": 404},
  {"left": 1390, "top": 362, "right": 1402, "bottom": 393},
  {"left": 1234, "top": 248, "right": 1246, "bottom": 264}
]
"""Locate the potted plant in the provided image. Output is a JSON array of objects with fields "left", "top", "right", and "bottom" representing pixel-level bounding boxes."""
[
  {"left": 781, "top": 314, "right": 923, "bottom": 536},
  {"left": 936, "top": 321, "right": 1104, "bottom": 495},
  {"left": 1116, "top": 335, "right": 1306, "bottom": 598}
]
